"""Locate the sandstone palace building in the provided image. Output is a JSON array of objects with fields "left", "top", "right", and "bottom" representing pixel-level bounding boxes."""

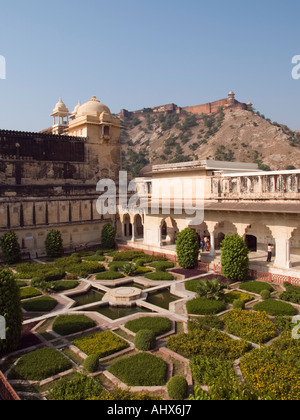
[
  {"left": 1, "top": 93, "right": 300, "bottom": 282},
  {"left": 0, "top": 96, "right": 121, "bottom": 255}
]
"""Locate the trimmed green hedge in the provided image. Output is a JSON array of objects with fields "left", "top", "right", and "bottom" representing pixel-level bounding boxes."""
[
  {"left": 125, "top": 317, "right": 172, "bottom": 336},
  {"left": 112, "top": 251, "right": 146, "bottom": 262},
  {"left": 109, "top": 352, "right": 167, "bottom": 386},
  {"left": 149, "top": 261, "right": 175, "bottom": 272},
  {"left": 19, "top": 287, "right": 42, "bottom": 300},
  {"left": 280, "top": 283, "right": 300, "bottom": 305},
  {"left": 73, "top": 331, "right": 129, "bottom": 358},
  {"left": 52, "top": 315, "right": 96, "bottom": 336},
  {"left": 253, "top": 299, "right": 297, "bottom": 316},
  {"left": 238, "top": 281, "right": 273, "bottom": 294},
  {"left": 134, "top": 329, "right": 156, "bottom": 351},
  {"left": 144, "top": 272, "right": 174, "bottom": 281},
  {"left": 186, "top": 298, "right": 227, "bottom": 315},
  {"left": 48, "top": 373, "right": 104, "bottom": 401},
  {"left": 8, "top": 347, "right": 72, "bottom": 381},
  {"left": 95, "top": 271, "right": 125, "bottom": 280},
  {"left": 21, "top": 296, "right": 58, "bottom": 312},
  {"left": 167, "top": 376, "right": 189, "bottom": 400}
]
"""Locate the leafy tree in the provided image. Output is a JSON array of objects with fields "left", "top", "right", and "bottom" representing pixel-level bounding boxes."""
[
  {"left": 45, "top": 229, "right": 63, "bottom": 258},
  {"left": 176, "top": 228, "right": 200, "bottom": 269},
  {"left": 101, "top": 223, "right": 116, "bottom": 249},
  {"left": 221, "top": 234, "right": 249, "bottom": 282},
  {"left": 0, "top": 269, "right": 23, "bottom": 354},
  {"left": 0, "top": 231, "right": 21, "bottom": 265}
]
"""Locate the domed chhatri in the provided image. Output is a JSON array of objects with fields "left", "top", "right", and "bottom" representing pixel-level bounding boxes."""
[
  {"left": 52, "top": 97, "right": 70, "bottom": 115},
  {"left": 76, "top": 95, "right": 111, "bottom": 118}
]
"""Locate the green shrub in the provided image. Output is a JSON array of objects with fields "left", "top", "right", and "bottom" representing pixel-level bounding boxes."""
[
  {"left": 223, "top": 309, "right": 277, "bottom": 344},
  {"left": 134, "top": 266, "right": 152, "bottom": 275},
  {"left": 0, "top": 231, "right": 21, "bottom": 265},
  {"left": 134, "top": 329, "right": 156, "bottom": 351},
  {"left": 253, "top": 299, "right": 297, "bottom": 316},
  {"left": 9, "top": 347, "right": 72, "bottom": 381},
  {"left": 73, "top": 331, "right": 129, "bottom": 358},
  {"left": 108, "top": 261, "right": 131, "bottom": 271},
  {"left": 122, "top": 263, "right": 137, "bottom": 276},
  {"left": 0, "top": 269, "right": 23, "bottom": 354},
  {"left": 224, "top": 291, "right": 254, "bottom": 304},
  {"left": 84, "top": 355, "right": 99, "bottom": 373},
  {"left": 49, "top": 280, "right": 79, "bottom": 292},
  {"left": 186, "top": 298, "right": 226, "bottom": 315},
  {"left": 83, "top": 255, "right": 106, "bottom": 262},
  {"left": 22, "top": 296, "right": 58, "bottom": 312},
  {"left": 95, "top": 271, "right": 125, "bottom": 280},
  {"left": 166, "top": 328, "right": 251, "bottom": 360},
  {"left": 52, "top": 315, "right": 96, "bottom": 336},
  {"left": 239, "top": 281, "right": 273, "bottom": 294},
  {"left": 149, "top": 261, "right": 175, "bottom": 272},
  {"left": 260, "top": 290, "right": 271, "bottom": 300},
  {"left": 188, "top": 316, "right": 223, "bottom": 332},
  {"left": 45, "top": 229, "right": 63, "bottom": 258},
  {"left": 109, "top": 353, "right": 167, "bottom": 386},
  {"left": 112, "top": 251, "right": 146, "bottom": 262},
  {"left": 144, "top": 272, "right": 174, "bottom": 281},
  {"left": 19, "top": 287, "right": 42, "bottom": 300},
  {"left": 232, "top": 299, "right": 245, "bottom": 310},
  {"left": 48, "top": 373, "right": 104, "bottom": 401},
  {"left": 176, "top": 229, "right": 199, "bottom": 269},
  {"left": 167, "top": 376, "right": 189, "bottom": 400},
  {"left": 221, "top": 234, "right": 249, "bottom": 282},
  {"left": 64, "top": 262, "right": 105, "bottom": 278},
  {"left": 125, "top": 317, "right": 171, "bottom": 336},
  {"left": 101, "top": 224, "right": 116, "bottom": 250},
  {"left": 196, "top": 279, "right": 226, "bottom": 301},
  {"left": 280, "top": 283, "right": 300, "bottom": 304}
]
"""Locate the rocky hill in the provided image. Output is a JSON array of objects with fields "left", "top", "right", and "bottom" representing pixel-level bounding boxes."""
[{"left": 119, "top": 105, "right": 300, "bottom": 178}]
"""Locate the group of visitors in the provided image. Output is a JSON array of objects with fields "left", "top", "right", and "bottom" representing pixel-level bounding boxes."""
[{"left": 196, "top": 233, "right": 211, "bottom": 252}]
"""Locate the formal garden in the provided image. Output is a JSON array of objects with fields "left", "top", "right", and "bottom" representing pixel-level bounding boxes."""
[{"left": 0, "top": 229, "right": 300, "bottom": 400}]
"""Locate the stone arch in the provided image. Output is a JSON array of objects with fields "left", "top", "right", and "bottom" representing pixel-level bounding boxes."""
[
  {"left": 134, "top": 214, "right": 144, "bottom": 239},
  {"left": 214, "top": 221, "right": 238, "bottom": 250},
  {"left": 123, "top": 214, "right": 133, "bottom": 238},
  {"left": 160, "top": 216, "right": 179, "bottom": 246},
  {"left": 244, "top": 223, "right": 275, "bottom": 253},
  {"left": 290, "top": 227, "right": 300, "bottom": 257}
]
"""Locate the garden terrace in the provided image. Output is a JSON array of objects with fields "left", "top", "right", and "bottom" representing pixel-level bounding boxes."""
[{"left": 1, "top": 248, "right": 300, "bottom": 400}]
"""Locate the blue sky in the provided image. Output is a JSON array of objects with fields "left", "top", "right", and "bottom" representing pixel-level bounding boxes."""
[{"left": 0, "top": 0, "right": 300, "bottom": 131}]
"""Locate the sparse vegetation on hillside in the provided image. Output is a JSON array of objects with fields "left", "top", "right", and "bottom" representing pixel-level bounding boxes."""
[{"left": 119, "top": 104, "right": 300, "bottom": 173}]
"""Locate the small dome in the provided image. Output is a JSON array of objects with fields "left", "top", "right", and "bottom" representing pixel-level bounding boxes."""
[
  {"left": 52, "top": 97, "right": 69, "bottom": 114},
  {"left": 228, "top": 91, "right": 235, "bottom": 96},
  {"left": 71, "top": 100, "right": 81, "bottom": 116},
  {"left": 76, "top": 96, "right": 111, "bottom": 117}
]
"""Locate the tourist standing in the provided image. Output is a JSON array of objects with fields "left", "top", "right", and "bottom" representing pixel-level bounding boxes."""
[{"left": 267, "top": 243, "right": 274, "bottom": 263}]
